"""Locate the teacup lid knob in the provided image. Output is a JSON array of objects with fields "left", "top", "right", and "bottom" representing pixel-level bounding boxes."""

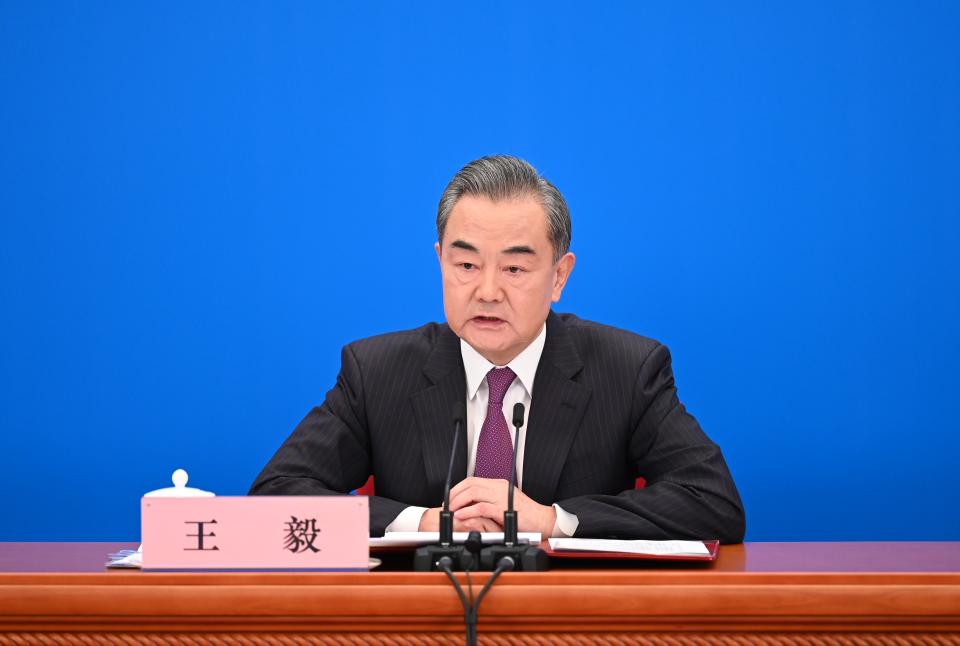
[
  {"left": 144, "top": 468, "right": 215, "bottom": 498},
  {"left": 171, "top": 468, "right": 189, "bottom": 488}
]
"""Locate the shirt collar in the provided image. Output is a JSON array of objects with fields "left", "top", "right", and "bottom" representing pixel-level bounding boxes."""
[{"left": 460, "top": 323, "right": 547, "bottom": 401}]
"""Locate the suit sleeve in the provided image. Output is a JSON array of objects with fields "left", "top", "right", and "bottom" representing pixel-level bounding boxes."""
[
  {"left": 557, "top": 344, "right": 746, "bottom": 543},
  {"left": 247, "top": 344, "right": 408, "bottom": 536}
]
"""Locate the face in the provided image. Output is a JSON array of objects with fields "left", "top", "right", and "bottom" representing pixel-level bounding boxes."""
[{"left": 435, "top": 194, "right": 575, "bottom": 365}]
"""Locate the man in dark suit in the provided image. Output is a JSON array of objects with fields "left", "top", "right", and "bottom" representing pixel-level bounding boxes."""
[{"left": 250, "top": 155, "right": 745, "bottom": 542}]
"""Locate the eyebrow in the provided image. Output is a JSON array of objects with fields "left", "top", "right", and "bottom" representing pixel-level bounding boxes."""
[
  {"left": 449, "top": 239, "right": 537, "bottom": 256},
  {"left": 450, "top": 239, "right": 479, "bottom": 252}
]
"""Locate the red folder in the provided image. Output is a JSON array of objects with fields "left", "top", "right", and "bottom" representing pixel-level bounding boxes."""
[{"left": 541, "top": 539, "right": 720, "bottom": 562}]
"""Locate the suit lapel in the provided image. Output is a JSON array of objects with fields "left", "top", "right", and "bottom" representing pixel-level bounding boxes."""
[
  {"left": 523, "top": 312, "right": 592, "bottom": 504},
  {"left": 410, "top": 326, "right": 468, "bottom": 495}
]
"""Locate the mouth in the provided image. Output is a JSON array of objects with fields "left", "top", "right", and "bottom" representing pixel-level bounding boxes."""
[{"left": 471, "top": 315, "right": 506, "bottom": 327}]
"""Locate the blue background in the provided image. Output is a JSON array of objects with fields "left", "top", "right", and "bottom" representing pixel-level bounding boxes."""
[{"left": 1, "top": 1, "right": 958, "bottom": 541}]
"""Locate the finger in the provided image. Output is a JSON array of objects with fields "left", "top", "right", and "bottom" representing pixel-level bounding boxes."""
[
  {"left": 449, "top": 482, "right": 492, "bottom": 511},
  {"left": 447, "top": 478, "right": 476, "bottom": 511},
  {"left": 453, "top": 502, "right": 501, "bottom": 521},
  {"left": 457, "top": 517, "right": 485, "bottom": 532},
  {"left": 459, "top": 516, "right": 501, "bottom": 533},
  {"left": 448, "top": 476, "right": 483, "bottom": 499},
  {"left": 450, "top": 476, "right": 479, "bottom": 496},
  {"left": 448, "top": 486, "right": 476, "bottom": 512},
  {"left": 481, "top": 516, "right": 503, "bottom": 532},
  {"left": 449, "top": 479, "right": 508, "bottom": 511}
]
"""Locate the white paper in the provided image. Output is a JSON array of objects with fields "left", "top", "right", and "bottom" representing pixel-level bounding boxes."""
[
  {"left": 547, "top": 538, "right": 710, "bottom": 556},
  {"left": 107, "top": 548, "right": 381, "bottom": 570},
  {"left": 105, "top": 548, "right": 142, "bottom": 568},
  {"left": 371, "top": 531, "right": 541, "bottom": 548}
]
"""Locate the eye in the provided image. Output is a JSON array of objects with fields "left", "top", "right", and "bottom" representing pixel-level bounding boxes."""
[
  {"left": 459, "top": 262, "right": 475, "bottom": 271},
  {"left": 506, "top": 266, "right": 522, "bottom": 274}
]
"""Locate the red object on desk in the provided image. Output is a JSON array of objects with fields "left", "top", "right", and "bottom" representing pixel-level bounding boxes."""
[{"left": 541, "top": 538, "right": 720, "bottom": 562}]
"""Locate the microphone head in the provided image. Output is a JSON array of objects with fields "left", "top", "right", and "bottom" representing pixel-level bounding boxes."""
[
  {"left": 512, "top": 402, "right": 525, "bottom": 428},
  {"left": 451, "top": 401, "right": 465, "bottom": 426}
]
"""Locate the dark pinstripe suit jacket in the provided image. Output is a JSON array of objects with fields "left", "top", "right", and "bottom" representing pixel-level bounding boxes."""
[{"left": 249, "top": 311, "right": 746, "bottom": 542}]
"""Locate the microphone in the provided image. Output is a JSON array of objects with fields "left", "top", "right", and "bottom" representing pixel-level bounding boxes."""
[
  {"left": 440, "top": 402, "right": 464, "bottom": 546},
  {"left": 414, "top": 401, "right": 470, "bottom": 571},
  {"left": 479, "top": 401, "right": 548, "bottom": 571},
  {"left": 511, "top": 402, "right": 525, "bottom": 428},
  {"left": 503, "top": 402, "right": 525, "bottom": 546}
]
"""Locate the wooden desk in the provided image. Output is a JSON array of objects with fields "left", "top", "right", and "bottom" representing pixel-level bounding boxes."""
[{"left": 1, "top": 542, "right": 959, "bottom": 644}]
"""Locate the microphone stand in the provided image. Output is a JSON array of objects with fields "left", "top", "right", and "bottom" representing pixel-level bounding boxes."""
[
  {"left": 414, "top": 403, "right": 544, "bottom": 645},
  {"left": 480, "top": 403, "right": 549, "bottom": 572},
  {"left": 414, "top": 404, "right": 473, "bottom": 571},
  {"left": 411, "top": 405, "right": 490, "bottom": 644}
]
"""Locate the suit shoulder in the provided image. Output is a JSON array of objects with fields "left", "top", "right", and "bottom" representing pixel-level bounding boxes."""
[
  {"left": 344, "top": 321, "right": 451, "bottom": 359},
  {"left": 555, "top": 312, "right": 664, "bottom": 365}
]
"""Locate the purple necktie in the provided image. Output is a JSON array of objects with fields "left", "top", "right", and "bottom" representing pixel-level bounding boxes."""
[{"left": 474, "top": 367, "right": 517, "bottom": 481}]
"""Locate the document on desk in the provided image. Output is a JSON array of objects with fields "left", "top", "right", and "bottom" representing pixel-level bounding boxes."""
[
  {"left": 371, "top": 531, "right": 541, "bottom": 548},
  {"left": 547, "top": 538, "right": 710, "bottom": 557}
]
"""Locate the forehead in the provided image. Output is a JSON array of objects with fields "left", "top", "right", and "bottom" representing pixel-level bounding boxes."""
[{"left": 444, "top": 195, "right": 549, "bottom": 250}]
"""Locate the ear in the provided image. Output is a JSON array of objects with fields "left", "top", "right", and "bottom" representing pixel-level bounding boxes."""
[
  {"left": 551, "top": 252, "right": 576, "bottom": 302},
  {"left": 434, "top": 241, "right": 442, "bottom": 264}
]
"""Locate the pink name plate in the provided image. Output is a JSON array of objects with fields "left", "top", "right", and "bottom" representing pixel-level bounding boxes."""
[{"left": 141, "top": 496, "right": 369, "bottom": 571}]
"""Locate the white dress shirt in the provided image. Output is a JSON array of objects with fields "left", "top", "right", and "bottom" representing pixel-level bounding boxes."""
[{"left": 386, "top": 324, "right": 580, "bottom": 537}]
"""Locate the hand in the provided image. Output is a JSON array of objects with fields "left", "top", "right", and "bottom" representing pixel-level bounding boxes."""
[
  {"left": 417, "top": 506, "right": 503, "bottom": 533},
  {"left": 448, "top": 477, "right": 557, "bottom": 537}
]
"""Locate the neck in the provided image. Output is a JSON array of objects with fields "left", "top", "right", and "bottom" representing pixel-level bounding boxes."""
[{"left": 478, "top": 349, "right": 520, "bottom": 367}]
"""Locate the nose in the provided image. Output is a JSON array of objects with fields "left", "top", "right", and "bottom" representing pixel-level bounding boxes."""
[{"left": 476, "top": 265, "right": 504, "bottom": 302}]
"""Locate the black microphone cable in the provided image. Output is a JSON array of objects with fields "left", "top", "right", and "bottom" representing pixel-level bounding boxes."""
[
  {"left": 469, "top": 555, "right": 515, "bottom": 644},
  {"left": 438, "top": 553, "right": 515, "bottom": 646},
  {"left": 437, "top": 556, "right": 474, "bottom": 646},
  {"left": 463, "top": 553, "right": 476, "bottom": 645}
]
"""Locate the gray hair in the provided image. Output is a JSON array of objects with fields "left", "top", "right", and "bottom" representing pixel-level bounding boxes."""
[{"left": 436, "top": 155, "right": 572, "bottom": 263}]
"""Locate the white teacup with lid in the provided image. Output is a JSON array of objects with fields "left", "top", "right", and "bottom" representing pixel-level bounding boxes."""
[{"left": 107, "top": 469, "right": 215, "bottom": 568}]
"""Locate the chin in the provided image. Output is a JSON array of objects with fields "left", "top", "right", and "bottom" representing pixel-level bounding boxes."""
[
  {"left": 466, "top": 331, "right": 505, "bottom": 350},
  {"left": 473, "top": 338, "right": 522, "bottom": 364},
  {"left": 461, "top": 327, "right": 503, "bottom": 347}
]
